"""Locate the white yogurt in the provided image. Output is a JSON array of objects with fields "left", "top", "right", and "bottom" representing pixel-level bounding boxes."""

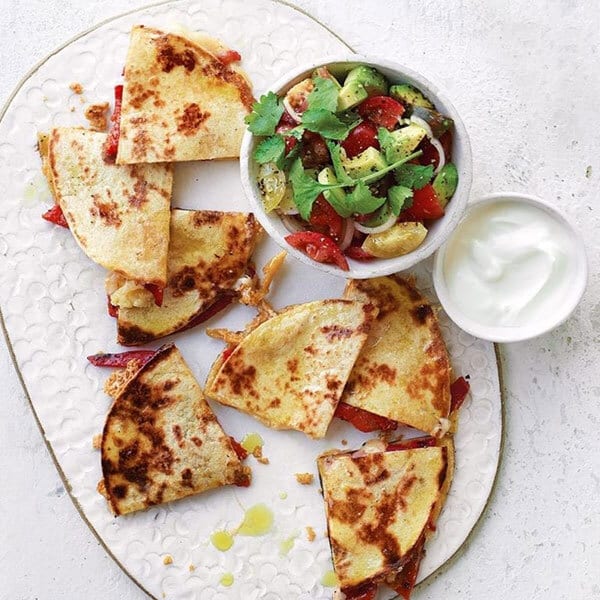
[{"left": 441, "top": 199, "right": 578, "bottom": 329}]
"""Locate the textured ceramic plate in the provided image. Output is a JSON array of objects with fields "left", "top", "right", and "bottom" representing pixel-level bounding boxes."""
[{"left": 0, "top": 1, "right": 502, "bottom": 599}]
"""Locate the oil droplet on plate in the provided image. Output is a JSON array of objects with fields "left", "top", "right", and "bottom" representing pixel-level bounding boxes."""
[
  {"left": 279, "top": 491, "right": 288, "bottom": 500},
  {"left": 321, "top": 570, "right": 338, "bottom": 587},
  {"left": 237, "top": 503, "right": 274, "bottom": 536},
  {"left": 241, "top": 432, "right": 263, "bottom": 454},
  {"left": 210, "top": 530, "right": 234, "bottom": 551},
  {"left": 279, "top": 533, "right": 297, "bottom": 556},
  {"left": 220, "top": 572, "right": 234, "bottom": 587}
]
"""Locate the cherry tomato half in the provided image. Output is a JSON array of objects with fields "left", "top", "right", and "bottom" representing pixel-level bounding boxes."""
[
  {"left": 285, "top": 231, "right": 349, "bottom": 271},
  {"left": 450, "top": 376, "right": 470, "bottom": 412},
  {"left": 42, "top": 204, "right": 69, "bottom": 228},
  {"left": 344, "top": 246, "right": 375, "bottom": 261},
  {"left": 358, "top": 95, "right": 405, "bottom": 130},
  {"left": 309, "top": 195, "right": 344, "bottom": 242},
  {"left": 400, "top": 184, "right": 444, "bottom": 220},
  {"left": 341, "top": 122, "right": 380, "bottom": 158}
]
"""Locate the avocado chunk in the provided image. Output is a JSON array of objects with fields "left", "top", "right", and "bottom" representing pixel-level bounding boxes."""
[
  {"left": 318, "top": 167, "right": 350, "bottom": 216},
  {"left": 344, "top": 65, "right": 389, "bottom": 97},
  {"left": 411, "top": 106, "right": 454, "bottom": 138},
  {"left": 384, "top": 124, "right": 427, "bottom": 163},
  {"left": 341, "top": 147, "right": 387, "bottom": 180},
  {"left": 432, "top": 163, "right": 458, "bottom": 207},
  {"left": 337, "top": 80, "right": 369, "bottom": 111},
  {"left": 390, "top": 83, "right": 434, "bottom": 109},
  {"left": 362, "top": 202, "right": 393, "bottom": 227}
]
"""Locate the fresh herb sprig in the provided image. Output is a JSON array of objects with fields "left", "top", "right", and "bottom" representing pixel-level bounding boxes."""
[{"left": 289, "top": 150, "right": 422, "bottom": 220}]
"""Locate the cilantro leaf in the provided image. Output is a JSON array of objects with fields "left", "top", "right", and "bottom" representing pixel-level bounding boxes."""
[
  {"left": 345, "top": 181, "right": 387, "bottom": 215},
  {"left": 394, "top": 163, "right": 434, "bottom": 190},
  {"left": 245, "top": 92, "right": 284, "bottom": 136},
  {"left": 325, "top": 141, "right": 354, "bottom": 185},
  {"left": 289, "top": 158, "right": 337, "bottom": 220},
  {"left": 377, "top": 127, "right": 398, "bottom": 164},
  {"left": 301, "top": 108, "right": 356, "bottom": 140},
  {"left": 307, "top": 77, "right": 339, "bottom": 113},
  {"left": 388, "top": 186, "right": 413, "bottom": 216},
  {"left": 253, "top": 135, "right": 286, "bottom": 166}
]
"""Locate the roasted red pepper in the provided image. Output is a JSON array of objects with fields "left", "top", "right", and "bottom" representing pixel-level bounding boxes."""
[
  {"left": 334, "top": 402, "right": 398, "bottom": 433},
  {"left": 217, "top": 49, "right": 242, "bottom": 65},
  {"left": 107, "top": 296, "right": 119, "bottom": 318},
  {"left": 390, "top": 536, "right": 426, "bottom": 600},
  {"left": 103, "top": 84, "right": 123, "bottom": 159},
  {"left": 285, "top": 231, "right": 349, "bottom": 271},
  {"left": 42, "top": 204, "right": 69, "bottom": 228},
  {"left": 87, "top": 350, "right": 156, "bottom": 368},
  {"left": 340, "top": 582, "right": 378, "bottom": 600},
  {"left": 222, "top": 346, "right": 235, "bottom": 362},
  {"left": 450, "top": 376, "right": 470, "bottom": 412},
  {"left": 179, "top": 293, "right": 235, "bottom": 333},
  {"left": 144, "top": 283, "right": 164, "bottom": 307},
  {"left": 386, "top": 436, "right": 437, "bottom": 452},
  {"left": 229, "top": 436, "right": 248, "bottom": 460}
]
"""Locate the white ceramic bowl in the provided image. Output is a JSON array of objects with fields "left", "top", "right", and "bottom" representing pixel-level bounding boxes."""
[
  {"left": 433, "top": 192, "right": 588, "bottom": 343},
  {"left": 240, "top": 54, "right": 473, "bottom": 279}
]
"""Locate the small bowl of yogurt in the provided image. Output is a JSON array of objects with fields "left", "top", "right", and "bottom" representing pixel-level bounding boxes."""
[{"left": 432, "top": 192, "right": 587, "bottom": 342}]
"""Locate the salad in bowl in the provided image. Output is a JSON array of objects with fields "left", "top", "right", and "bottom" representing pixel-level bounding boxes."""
[{"left": 241, "top": 57, "right": 471, "bottom": 276}]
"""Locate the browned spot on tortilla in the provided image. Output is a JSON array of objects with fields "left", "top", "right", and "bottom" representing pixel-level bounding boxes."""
[
  {"left": 169, "top": 265, "right": 198, "bottom": 297},
  {"left": 192, "top": 211, "right": 223, "bottom": 227},
  {"left": 191, "top": 436, "right": 203, "bottom": 447},
  {"left": 326, "top": 376, "right": 342, "bottom": 392},
  {"left": 411, "top": 304, "right": 433, "bottom": 325},
  {"left": 172, "top": 424, "right": 183, "bottom": 446},
  {"left": 304, "top": 345, "right": 317, "bottom": 356},
  {"left": 268, "top": 398, "right": 281, "bottom": 408},
  {"left": 286, "top": 358, "right": 299, "bottom": 374},
  {"left": 199, "top": 59, "right": 254, "bottom": 111},
  {"left": 127, "top": 82, "right": 161, "bottom": 110},
  {"left": 177, "top": 103, "right": 210, "bottom": 135},
  {"left": 320, "top": 325, "right": 354, "bottom": 341},
  {"left": 132, "top": 130, "right": 151, "bottom": 160},
  {"left": 155, "top": 36, "right": 196, "bottom": 72},
  {"left": 126, "top": 176, "right": 149, "bottom": 208},
  {"left": 330, "top": 486, "right": 370, "bottom": 524},
  {"left": 181, "top": 468, "right": 193, "bottom": 488},
  {"left": 90, "top": 195, "right": 122, "bottom": 227},
  {"left": 112, "top": 485, "right": 127, "bottom": 499}
]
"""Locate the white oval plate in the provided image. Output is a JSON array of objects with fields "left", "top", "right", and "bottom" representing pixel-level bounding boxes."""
[{"left": 0, "top": 1, "right": 502, "bottom": 599}]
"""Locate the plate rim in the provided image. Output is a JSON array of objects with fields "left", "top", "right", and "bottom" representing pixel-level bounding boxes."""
[{"left": 0, "top": 1, "right": 505, "bottom": 598}]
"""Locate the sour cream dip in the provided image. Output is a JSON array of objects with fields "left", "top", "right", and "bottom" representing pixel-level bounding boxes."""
[{"left": 433, "top": 194, "right": 587, "bottom": 342}]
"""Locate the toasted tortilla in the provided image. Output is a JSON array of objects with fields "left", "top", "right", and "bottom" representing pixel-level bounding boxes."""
[
  {"left": 317, "top": 442, "right": 449, "bottom": 590},
  {"left": 45, "top": 127, "right": 172, "bottom": 286},
  {"left": 116, "top": 25, "right": 254, "bottom": 164},
  {"left": 112, "top": 209, "right": 260, "bottom": 345},
  {"left": 101, "top": 344, "right": 250, "bottom": 515},
  {"left": 206, "top": 299, "right": 378, "bottom": 439},
  {"left": 342, "top": 276, "right": 451, "bottom": 436}
]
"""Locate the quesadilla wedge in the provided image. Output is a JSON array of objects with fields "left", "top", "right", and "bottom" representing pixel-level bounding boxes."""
[
  {"left": 101, "top": 344, "right": 250, "bottom": 515},
  {"left": 205, "top": 299, "right": 379, "bottom": 439},
  {"left": 338, "top": 276, "right": 452, "bottom": 437},
  {"left": 317, "top": 435, "right": 454, "bottom": 599},
  {"left": 115, "top": 25, "right": 254, "bottom": 164},
  {"left": 110, "top": 209, "right": 260, "bottom": 345},
  {"left": 43, "top": 127, "right": 172, "bottom": 286}
]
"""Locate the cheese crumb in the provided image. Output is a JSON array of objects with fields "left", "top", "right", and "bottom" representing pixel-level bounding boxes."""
[
  {"left": 103, "top": 359, "right": 144, "bottom": 399},
  {"left": 69, "top": 82, "right": 83, "bottom": 94},
  {"left": 295, "top": 473, "right": 314, "bottom": 485},
  {"left": 188, "top": 564, "right": 195, "bottom": 572},
  {"left": 92, "top": 434, "right": 102, "bottom": 449},
  {"left": 163, "top": 555, "right": 173, "bottom": 565},
  {"left": 96, "top": 479, "right": 108, "bottom": 499},
  {"left": 306, "top": 526, "right": 316, "bottom": 542}
]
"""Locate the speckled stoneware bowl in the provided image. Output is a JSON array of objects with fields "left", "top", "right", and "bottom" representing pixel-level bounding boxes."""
[{"left": 240, "top": 54, "right": 473, "bottom": 279}]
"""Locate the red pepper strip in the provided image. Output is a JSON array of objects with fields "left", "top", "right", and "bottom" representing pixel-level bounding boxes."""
[
  {"left": 390, "top": 535, "right": 426, "bottom": 600},
  {"left": 107, "top": 296, "right": 119, "bottom": 318},
  {"left": 334, "top": 402, "right": 398, "bottom": 433},
  {"left": 450, "top": 376, "right": 470, "bottom": 412},
  {"left": 341, "top": 581, "right": 378, "bottom": 600},
  {"left": 229, "top": 436, "right": 248, "bottom": 460},
  {"left": 222, "top": 346, "right": 235, "bottom": 362},
  {"left": 144, "top": 283, "right": 164, "bottom": 307},
  {"left": 103, "top": 84, "right": 123, "bottom": 159},
  {"left": 285, "top": 231, "right": 349, "bottom": 272},
  {"left": 42, "top": 204, "right": 69, "bottom": 228},
  {"left": 217, "top": 49, "right": 242, "bottom": 65},
  {"left": 87, "top": 350, "right": 156, "bottom": 368},
  {"left": 178, "top": 293, "right": 235, "bottom": 333},
  {"left": 235, "top": 471, "right": 252, "bottom": 487},
  {"left": 386, "top": 436, "right": 437, "bottom": 452},
  {"left": 344, "top": 246, "right": 375, "bottom": 261}
]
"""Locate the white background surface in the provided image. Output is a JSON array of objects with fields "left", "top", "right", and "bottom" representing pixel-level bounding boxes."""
[{"left": 1, "top": 1, "right": 599, "bottom": 599}]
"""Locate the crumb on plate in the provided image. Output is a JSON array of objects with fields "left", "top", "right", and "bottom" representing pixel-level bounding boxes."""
[
  {"left": 306, "top": 526, "right": 316, "bottom": 542},
  {"left": 84, "top": 102, "right": 109, "bottom": 131},
  {"left": 103, "top": 359, "right": 144, "bottom": 399},
  {"left": 163, "top": 555, "right": 173, "bottom": 565},
  {"left": 295, "top": 472, "right": 314, "bottom": 485},
  {"left": 92, "top": 434, "right": 102, "bottom": 449},
  {"left": 70, "top": 82, "right": 83, "bottom": 94}
]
